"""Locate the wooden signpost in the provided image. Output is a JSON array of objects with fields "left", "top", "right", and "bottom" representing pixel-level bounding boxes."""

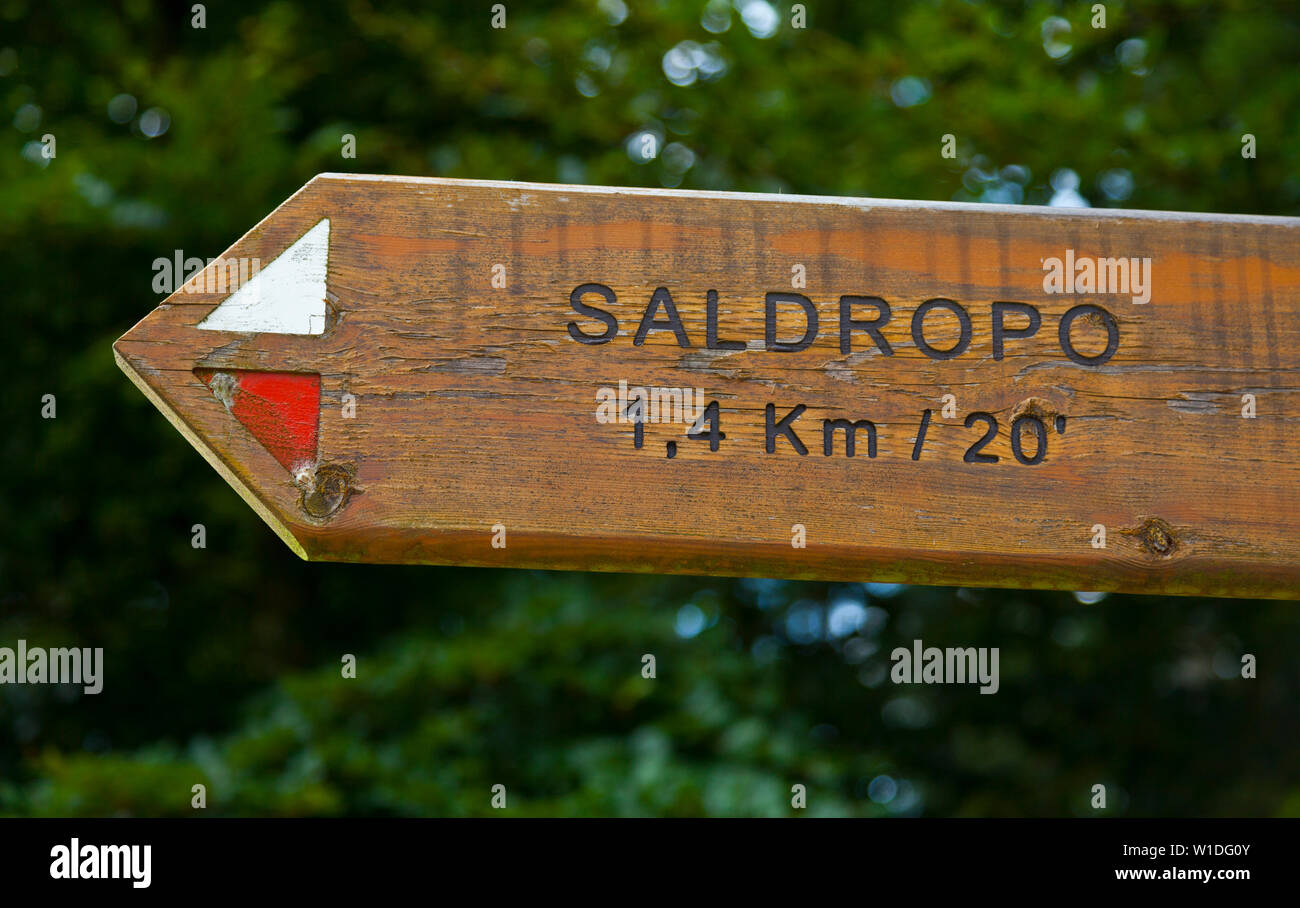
[{"left": 114, "top": 175, "right": 1300, "bottom": 599}]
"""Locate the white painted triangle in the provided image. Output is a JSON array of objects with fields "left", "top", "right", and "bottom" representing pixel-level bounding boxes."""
[{"left": 197, "top": 218, "right": 330, "bottom": 335}]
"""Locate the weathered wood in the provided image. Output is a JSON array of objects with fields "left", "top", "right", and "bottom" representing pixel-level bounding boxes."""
[{"left": 114, "top": 175, "right": 1300, "bottom": 598}]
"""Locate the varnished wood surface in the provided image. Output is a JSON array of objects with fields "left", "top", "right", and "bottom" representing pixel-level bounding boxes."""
[{"left": 114, "top": 175, "right": 1300, "bottom": 598}]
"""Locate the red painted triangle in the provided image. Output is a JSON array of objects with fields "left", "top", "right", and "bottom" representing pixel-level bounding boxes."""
[{"left": 195, "top": 369, "right": 320, "bottom": 473}]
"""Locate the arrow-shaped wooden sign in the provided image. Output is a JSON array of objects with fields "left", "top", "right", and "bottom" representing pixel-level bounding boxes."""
[{"left": 114, "top": 175, "right": 1300, "bottom": 599}]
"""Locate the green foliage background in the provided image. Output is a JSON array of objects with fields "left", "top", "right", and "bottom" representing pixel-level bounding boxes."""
[{"left": 2, "top": 0, "right": 1298, "bottom": 816}]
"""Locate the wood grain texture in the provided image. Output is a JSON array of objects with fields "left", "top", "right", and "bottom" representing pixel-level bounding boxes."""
[{"left": 114, "top": 175, "right": 1300, "bottom": 598}]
